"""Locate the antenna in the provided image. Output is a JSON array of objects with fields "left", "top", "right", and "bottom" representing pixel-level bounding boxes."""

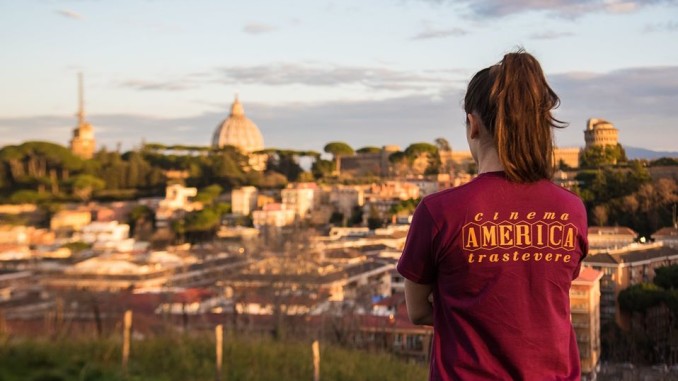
[{"left": 77, "top": 72, "right": 85, "bottom": 124}]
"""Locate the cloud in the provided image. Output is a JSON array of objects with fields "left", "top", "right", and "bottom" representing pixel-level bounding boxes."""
[
  {"left": 529, "top": 30, "right": 574, "bottom": 39},
  {"left": 422, "top": 0, "right": 675, "bottom": 19},
  {"left": 242, "top": 23, "right": 278, "bottom": 35},
  {"left": 4, "top": 66, "right": 677, "bottom": 152},
  {"left": 215, "top": 63, "right": 455, "bottom": 91},
  {"left": 644, "top": 20, "right": 678, "bottom": 32},
  {"left": 549, "top": 66, "right": 678, "bottom": 149},
  {"left": 412, "top": 27, "right": 467, "bottom": 40},
  {"left": 118, "top": 79, "right": 196, "bottom": 91},
  {"left": 55, "top": 9, "right": 83, "bottom": 20},
  {"left": 117, "top": 63, "right": 459, "bottom": 93}
]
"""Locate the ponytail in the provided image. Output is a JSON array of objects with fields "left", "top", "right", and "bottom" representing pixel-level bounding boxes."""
[{"left": 464, "top": 49, "right": 567, "bottom": 183}]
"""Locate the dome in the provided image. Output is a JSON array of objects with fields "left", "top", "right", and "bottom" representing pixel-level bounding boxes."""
[{"left": 212, "top": 97, "right": 264, "bottom": 153}]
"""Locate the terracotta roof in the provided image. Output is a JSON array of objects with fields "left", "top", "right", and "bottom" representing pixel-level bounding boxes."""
[
  {"left": 585, "top": 245, "right": 678, "bottom": 265},
  {"left": 588, "top": 226, "right": 637, "bottom": 236},
  {"left": 575, "top": 267, "right": 603, "bottom": 283},
  {"left": 653, "top": 227, "right": 678, "bottom": 238}
]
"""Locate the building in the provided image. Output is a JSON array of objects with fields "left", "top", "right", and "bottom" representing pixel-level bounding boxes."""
[
  {"left": 252, "top": 203, "right": 296, "bottom": 228},
  {"left": 79, "top": 221, "right": 134, "bottom": 252},
  {"left": 337, "top": 146, "right": 400, "bottom": 177},
  {"left": 583, "top": 243, "right": 678, "bottom": 327},
  {"left": 584, "top": 118, "right": 619, "bottom": 149},
  {"left": 554, "top": 147, "right": 581, "bottom": 169},
  {"left": 212, "top": 96, "right": 264, "bottom": 153},
  {"left": 588, "top": 226, "right": 637, "bottom": 250},
  {"left": 69, "top": 73, "right": 96, "bottom": 159},
  {"left": 570, "top": 267, "right": 603, "bottom": 380},
  {"left": 281, "top": 183, "right": 318, "bottom": 219},
  {"left": 329, "top": 185, "right": 366, "bottom": 219},
  {"left": 212, "top": 96, "right": 266, "bottom": 171},
  {"left": 232, "top": 186, "right": 258, "bottom": 216},
  {"left": 156, "top": 184, "right": 200, "bottom": 227},
  {"left": 50, "top": 209, "right": 92, "bottom": 232},
  {"left": 653, "top": 227, "right": 678, "bottom": 246}
]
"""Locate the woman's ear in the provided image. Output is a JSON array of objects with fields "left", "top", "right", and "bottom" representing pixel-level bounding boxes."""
[{"left": 467, "top": 113, "right": 480, "bottom": 140}]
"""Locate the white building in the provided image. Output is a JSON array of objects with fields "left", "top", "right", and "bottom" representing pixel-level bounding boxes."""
[
  {"left": 232, "top": 186, "right": 258, "bottom": 216},
  {"left": 159, "top": 184, "right": 198, "bottom": 211},
  {"left": 156, "top": 184, "right": 200, "bottom": 227},
  {"left": 329, "top": 186, "right": 365, "bottom": 217},
  {"left": 282, "top": 183, "right": 318, "bottom": 219},
  {"left": 79, "top": 221, "right": 134, "bottom": 252},
  {"left": 252, "top": 203, "right": 296, "bottom": 228}
]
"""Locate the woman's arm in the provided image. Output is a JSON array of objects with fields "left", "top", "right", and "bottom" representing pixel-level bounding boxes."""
[{"left": 404, "top": 279, "right": 434, "bottom": 326}]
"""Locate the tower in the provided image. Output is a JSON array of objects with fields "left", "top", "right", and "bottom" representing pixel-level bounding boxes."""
[
  {"left": 584, "top": 118, "right": 618, "bottom": 149},
  {"left": 70, "top": 73, "right": 96, "bottom": 159}
]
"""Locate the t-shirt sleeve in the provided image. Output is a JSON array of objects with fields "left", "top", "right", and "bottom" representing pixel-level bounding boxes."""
[
  {"left": 572, "top": 201, "right": 590, "bottom": 280},
  {"left": 396, "top": 201, "right": 438, "bottom": 284}
]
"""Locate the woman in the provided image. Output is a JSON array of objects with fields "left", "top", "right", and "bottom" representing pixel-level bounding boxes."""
[{"left": 397, "top": 50, "right": 588, "bottom": 380}]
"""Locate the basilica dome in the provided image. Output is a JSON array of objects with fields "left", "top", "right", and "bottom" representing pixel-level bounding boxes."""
[{"left": 212, "top": 97, "right": 264, "bottom": 153}]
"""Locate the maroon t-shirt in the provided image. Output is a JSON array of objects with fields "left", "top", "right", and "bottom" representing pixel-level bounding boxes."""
[{"left": 397, "top": 171, "right": 588, "bottom": 381}]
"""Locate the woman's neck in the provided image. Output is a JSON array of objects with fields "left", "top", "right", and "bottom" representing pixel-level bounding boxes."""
[{"left": 476, "top": 145, "right": 504, "bottom": 174}]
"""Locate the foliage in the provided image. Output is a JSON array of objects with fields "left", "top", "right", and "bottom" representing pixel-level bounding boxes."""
[
  {"left": 434, "top": 137, "right": 451, "bottom": 152},
  {"left": 654, "top": 264, "right": 678, "bottom": 290},
  {"left": 579, "top": 143, "right": 627, "bottom": 167},
  {"left": 573, "top": 162, "right": 676, "bottom": 236},
  {"left": 70, "top": 174, "right": 106, "bottom": 201},
  {"left": 389, "top": 143, "right": 441, "bottom": 176},
  {"left": 244, "top": 170, "right": 290, "bottom": 189},
  {"left": 348, "top": 205, "right": 363, "bottom": 227},
  {"left": 323, "top": 142, "right": 354, "bottom": 157},
  {"left": 329, "top": 211, "right": 344, "bottom": 226},
  {"left": 265, "top": 151, "right": 303, "bottom": 182},
  {"left": 194, "top": 184, "right": 223, "bottom": 205},
  {"left": 366, "top": 205, "right": 383, "bottom": 230},
  {"left": 618, "top": 283, "right": 665, "bottom": 313},
  {"left": 389, "top": 198, "right": 420, "bottom": 216},
  {"left": 650, "top": 157, "right": 678, "bottom": 167},
  {"left": 0, "top": 335, "right": 427, "bottom": 381},
  {"left": 60, "top": 241, "right": 92, "bottom": 254},
  {"left": 356, "top": 146, "right": 381, "bottom": 154},
  {"left": 9, "top": 190, "right": 47, "bottom": 204}
]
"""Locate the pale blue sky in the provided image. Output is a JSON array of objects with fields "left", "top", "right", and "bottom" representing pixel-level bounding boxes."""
[{"left": 1, "top": 0, "right": 677, "bottom": 152}]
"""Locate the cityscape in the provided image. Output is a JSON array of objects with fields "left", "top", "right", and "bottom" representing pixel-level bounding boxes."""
[
  {"left": 2, "top": 1, "right": 678, "bottom": 381},
  {"left": 2, "top": 84, "right": 678, "bottom": 380}
]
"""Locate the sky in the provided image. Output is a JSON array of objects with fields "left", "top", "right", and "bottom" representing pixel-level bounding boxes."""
[{"left": 1, "top": 0, "right": 677, "bottom": 154}]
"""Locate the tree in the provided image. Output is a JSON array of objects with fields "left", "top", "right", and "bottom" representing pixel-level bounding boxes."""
[
  {"left": 592, "top": 205, "right": 608, "bottom": 226},
  {"left": 311, "top": 159, "right": 334, "bottom": 180},
  {"left": 70, "top": 174, "right": 105, "bottom": 201},
  {"left": 434, "top": 138, "right": 451, "bottom": 152},
  {"left": 579, "top": 143, "right": 627, "bottom": 167},
  {"left": 128, "top": 205, "right": 155, "bottom": 240},
  {"left": 323, "top": 142, "right": 354, "bottom": 158},
  {"left": 367, "top": 205, "right": 383, "bottom": 230},
  {"left": 654, "top": 265, "right": 678, "bottom": 290},
  {"left": 9, "top": 189, "right": 46, "bottom": 204},
  {"left": 195, "top": 184, "right": 223, "bottom": 205},
  {"left": 356, "top": 146, "right": 381, "bottom": 154}
]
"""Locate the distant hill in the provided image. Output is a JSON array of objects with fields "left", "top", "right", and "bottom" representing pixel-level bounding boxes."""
[{"left": 625, "top": 146, "right": 678, "bottom": 160}]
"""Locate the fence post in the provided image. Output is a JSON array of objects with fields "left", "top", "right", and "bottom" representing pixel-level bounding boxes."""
[
  {"left": 215, "top": 324, "right": 223, "bottom": 381},
  {"left": 122, "top": 310, "right": 133, "bottom": 373},
  {"left": 312, "top": 340, "right": 320, "bottom": 381}
]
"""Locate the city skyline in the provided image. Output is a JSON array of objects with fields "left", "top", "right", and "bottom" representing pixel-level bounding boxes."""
[{"left": 1, "top": 0, "right": 677, "bottom": 153}]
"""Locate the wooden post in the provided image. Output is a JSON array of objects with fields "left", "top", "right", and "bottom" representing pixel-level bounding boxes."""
[
  {"left": 215, "top": 324, "right": 223, "bottom": 381},
  {"left": 312, "top": 340, "right": 320, "bottom": 381},
  {"left": 122, "top": 310, "right": 133, "bottom": 373}
]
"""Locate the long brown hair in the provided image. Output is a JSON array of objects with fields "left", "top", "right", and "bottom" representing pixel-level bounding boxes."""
[{"left": 464, "top": 49, "right": 567, "bottom": 183}]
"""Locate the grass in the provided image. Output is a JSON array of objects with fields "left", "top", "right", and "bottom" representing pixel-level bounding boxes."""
[{"left": 0, "top": 334, "right": 427, "bottom": 381}]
